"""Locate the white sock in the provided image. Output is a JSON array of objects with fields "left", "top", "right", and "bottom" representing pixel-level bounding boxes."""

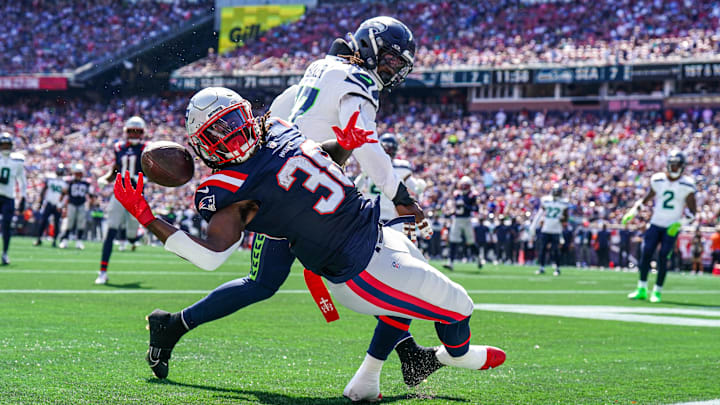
[
  {"left": 357, "top": 353, "right": 384, "bottom": 375},
  {"left": 638, "top": 280, "right": 648, "bottom": 289},
  {"left": 653, "top": 285, "right": 662, "bottom": 294}
]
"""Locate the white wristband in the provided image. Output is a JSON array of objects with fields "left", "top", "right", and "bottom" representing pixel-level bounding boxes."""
[{"left": 164, "top": 231, "right": 242, "bottom": 271}]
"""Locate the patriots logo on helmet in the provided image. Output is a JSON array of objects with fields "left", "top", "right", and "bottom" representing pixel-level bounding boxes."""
[{"left": 199, "top": 195, "right": 216, "bottom": 211}]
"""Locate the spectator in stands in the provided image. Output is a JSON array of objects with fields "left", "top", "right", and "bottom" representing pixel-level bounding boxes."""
[
  {"left": 596, "top": 223, "right": 611, "bottom": 268},
  {"left": 619, "top": 224, "right": 634, "bottom": 269}
]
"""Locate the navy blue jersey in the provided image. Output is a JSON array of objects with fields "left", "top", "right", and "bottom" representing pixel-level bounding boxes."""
[
  {"left": 67, "top": 179, "right": 91, "bottom": 206},
  {"left": 453, "top": 192, "right": 477, "bottom": 218},
  {"left": 114, "top": 141, "right": 147, "bottom": 177},
  {"left": 194, "top": 119, "right": 380, "bottom": 283}
]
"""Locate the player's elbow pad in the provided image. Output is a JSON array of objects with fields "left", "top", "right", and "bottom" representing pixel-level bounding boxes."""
[{"left": 164, "top": 231, "right": 241, "bottom": 271}]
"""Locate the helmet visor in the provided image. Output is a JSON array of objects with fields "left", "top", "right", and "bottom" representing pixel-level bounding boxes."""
[
  {"left": 668, "top": 158, "right": 684, "bottom": 176},
  {"left": 190, "top": 104, "right": 259, "bottom": 166},
  {"left": 377, "top": 49, "right": 413, "bottom": 87}
]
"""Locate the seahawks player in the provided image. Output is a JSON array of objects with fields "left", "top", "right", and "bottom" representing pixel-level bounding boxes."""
[
  {"left": 59, "top": 163, "right": 93, "bottom": 250},
  {"left": 530, "top": 184, "right": 569, "bottom": 276},
  {"left": 95, "top": 116, "right": 148, "bottom": 284},
  {"left": 33, "top": 163, "right": 68, "bottom": 248},
  {"left": 443, "top": 176, "right": 479, "bottom": 271},
  {"left": 115, "top": 88, "right": 505, "bottom": 402},
  {"left": 622, "top": 150, "right": 697, "bottom": 303},
  {"left": 0, "top": 132, "right": 26, "bottom": 265},
  {"left": 355, "top": 133, "right": 427, "bottom": 224}
]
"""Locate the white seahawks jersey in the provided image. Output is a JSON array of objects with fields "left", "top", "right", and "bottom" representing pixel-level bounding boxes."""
[
  {"left": 540, "top": 195, "right": 568, "bottom": 234},
  {"left": 43, "top": 176, "right": 67, "bottom": 206},
  {"left": 649, "top": 172, "right": 696, "bottom": 227},
  {"left": 270, "top": 55, "right": 401, "bottom": 201},
  {"left": 0, "top": 153, "right": 27, "bottom": 199},
  {"left": 356, "top": 159, "right": 423, "bottom": 221}
]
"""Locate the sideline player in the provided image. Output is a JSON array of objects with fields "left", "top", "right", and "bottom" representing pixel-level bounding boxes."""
[
  {"left": 154, "top": 17, "right": 438, "bottom": 395},
  {"left": 115, "top": 88, "right": 505, "bottom": 402},
  {"left": 0, "top": 132, "right": 27, "bottom": 265},
  {"left": 33, "top": 163, "right": 68, "bottom": 247},
  {"left": 443, "top": 176, "right": 478, "bottom": 271},
  {"left": 95, "top": 116, "right": 147, "bottom": 284},
  {"left": 622, "top": 150, "right": 697, "bottom": 303},
  {"left": 58, "top": 163, "right": 93, "bottom": 249},
  {"left": 530, "top": 184, "right": 568, "bottom": 276}
]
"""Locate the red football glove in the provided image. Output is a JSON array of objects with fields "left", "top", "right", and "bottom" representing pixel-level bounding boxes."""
[
  {"left": 332, "top": 110, "right": 377, "bottom": 150},
  {"left": 113, "top": 171, "right": 156, "bottom": 227}
]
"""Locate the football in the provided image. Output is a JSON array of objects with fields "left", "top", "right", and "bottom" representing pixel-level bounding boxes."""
[{"left": 140, "top": 141, "right": 194, "bottom": 187}]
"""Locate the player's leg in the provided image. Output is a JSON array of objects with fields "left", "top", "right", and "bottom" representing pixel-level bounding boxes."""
[
  {"left": 462, "top": 219, "right": 477, "bottom": 267},
  {"left": 651, "top": 232, "right": 678, "bottom": 303},
  {"left": 550, "top": 234, "right": 561, "bottom": 275},
  {"left": 0, "top": 197, "right": 13, "bottom": 264},
  {"left": 98, "top": 197, "right": 124, "bottom": 284},
  {"left": 536, "top": 233, "right": 548, "bottom": 274},
  {"left": 75, "top": 205, "right": 87, "bottom": 249},
  {"left": 34, "top": 204, "right": 52, "bottom": 246},
  {"left": 51, "top": 205, "right": 61, "bottom": 247},
  {"left": 146, "top": 234, "right": 295, "bottom": 379},
  {"left": 125, "top": 213, "right": 141, "bottom": 251},
  {"left": 630, "top": 225, "right": 662, "bottom": 299},
  {"left": 444, "top": 218, "right": 461, "bottom": 271},
  {"left": 58, "top": 204, "right": 75, "bottom": 248},
  {"left": 330, "top": 228, "right": 505, "bottom": 400}
]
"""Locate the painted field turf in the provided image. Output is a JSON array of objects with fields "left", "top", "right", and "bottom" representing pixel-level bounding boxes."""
[{"left": 2, "top": 237, "right": 719, "bottom": 404}]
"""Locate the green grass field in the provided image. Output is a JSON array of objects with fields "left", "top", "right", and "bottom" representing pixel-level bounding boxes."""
[{"left": 2, "top": 237, "right": 720, "bottom": 404}]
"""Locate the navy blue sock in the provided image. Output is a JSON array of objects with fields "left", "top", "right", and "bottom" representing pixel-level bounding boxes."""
[
  {"left": 449, "top": 243, "right": 458, "bottom": 262},
  {"left": 367, "top": 316, "right": 412, "bottom": 360},
  {"left": 77, "top": 229, "right": 85, "bottom": 240},
  {"left": 435, "top": 317, "right": 471, "bottom": 357},
  {"left": 182, "top": 277, "right": 277, "bottom": 329},
  {"left": 100, "top": 228, "right": 117, "bottom": 271}
]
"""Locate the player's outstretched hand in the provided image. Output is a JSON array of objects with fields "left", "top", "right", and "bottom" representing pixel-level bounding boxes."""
[
  {"left": 113, "top": 171, "right": 156, "bottom": 226},
  {"left": 396, "top": 202, "right": 433, "bottom": 240},
  {"left": 332, "top": 111, "right": 377, "bottom": 150}
]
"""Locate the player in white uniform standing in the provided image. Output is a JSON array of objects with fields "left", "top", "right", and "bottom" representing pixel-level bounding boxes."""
[
  {"left": 530, "top": 184, "right": 569, "bottom": 276},
  {"left": 355, "top": 133, "right": 426, "bottom": 224},
  {"left": 0, "top": 133, "right": 27, "bottom": 265},
  {"left": 33, "top": 164, "right": 68, "bottom": 248},
  {"left": 145, "top": 18, "right": 440, "bottom": 403},
  {"left": 622, "top": 150, "right": 697, "bottom": 303}
]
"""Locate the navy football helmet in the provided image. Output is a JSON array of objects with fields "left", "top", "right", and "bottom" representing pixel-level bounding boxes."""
[
  {"left": 551, "top": 184, "right": 562, "bottom": 198},
  {"left": 667, "top": 149, "right": 686, "bottom": 179},
  {"left": 350, "top": 16, "right": 415, "bottom": 90},
  {"left": 56, "top": 163, "right": 66, "bottom": 177},
  {"left": 0, "top": 132, "right": 13, "bottom": 154},
  {"left": 379, "top": 133, "right": 398, "bottom": 158}
]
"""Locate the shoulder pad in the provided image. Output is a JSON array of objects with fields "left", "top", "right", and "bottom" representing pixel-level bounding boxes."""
[
  {"left": 194, "top": 170, "right": 249, "bottom": 221},
  {"left": 679, "top": 175, "right": 697, "bottom": 191},
  {"left": 10, "top": 152, "right": 25, "bottom": 161},
  {"left": 541, "top": 195, "right": 553, "bottom": 203},
  {"left": 322, "top": 58, "right": 380, "bottom": 108},
  {"left": 113, "top": 141, "right": 125, "bottom": 153},
  {"left": 651, "top": 172, "right": 666, "bottom": 182},
  {"left": 392, "top": 159, "right": 411, "bottom": 170}
]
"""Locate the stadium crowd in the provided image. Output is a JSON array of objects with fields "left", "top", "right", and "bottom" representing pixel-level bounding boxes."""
[
  {"left": 1, "top": 94, "right": 719, "bottom": 265},
  {"left": 0, "top": 0, "right": 212, "bottom": 75},
  {"left": 177, "top": 0, "right": 720, "bottom": 76}
]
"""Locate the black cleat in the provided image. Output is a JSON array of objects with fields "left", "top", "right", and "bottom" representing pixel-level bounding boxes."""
[
  {"left": 395, "top": 337, "right": 444, "bottom": 387},
  {"left": 145, "top": 309, "right": 186, "bottom": 379}
]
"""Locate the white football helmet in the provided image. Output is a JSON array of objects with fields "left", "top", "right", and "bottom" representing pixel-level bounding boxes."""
[
  {"left": 185, "top": 87, "right": 261, "bottom": 169},
  {"left": 124, "top": 116, "right": 146, "bottom": 145},
  {"left": 72, "top": 163, "right": 85, "bottom": 177},
  {"left": 459, "top": 176, "right": 473, "bottom": 190}
]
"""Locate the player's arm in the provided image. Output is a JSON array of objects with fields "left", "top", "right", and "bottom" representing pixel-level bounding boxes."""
[
  {"left": 561, "top": 207, "right": 569, "bottom": 224},
  {"left": 622, "top": 188, "right": 655, "bottom": 224},
  {"left": 113, "top": 171, "right": 248, "bottom": 271},
  {"left": 16, "top": 163, "right": 27, "bottom": 212},
  {"left": 98, "top": 163, "right": 119, "bottom": 187},
  {"left": 685, "top": 192, "right": 697, "bottom": 216}
]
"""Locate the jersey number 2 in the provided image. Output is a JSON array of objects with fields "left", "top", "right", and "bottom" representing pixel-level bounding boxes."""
[
  {"left": 662, "top": 191, "right": 675, "bottom": 210},
  {"left": 276, "top": 141, "right": 353, "bottom": 215}
]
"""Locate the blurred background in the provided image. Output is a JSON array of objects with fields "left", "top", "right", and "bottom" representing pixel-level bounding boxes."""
[{"left": 2, "top": 0, "right": 720, "bottom": 272}]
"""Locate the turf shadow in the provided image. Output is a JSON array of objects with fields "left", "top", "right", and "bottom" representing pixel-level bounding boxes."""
[
  {"left": 104, "top": 281, "right": 148, "bottom": 289},
  {"left": 660, "top": 300, "right": 720, "bottom": 309},
  {"left": 146, "top": 378, "right": 469, "bottom": 404}
]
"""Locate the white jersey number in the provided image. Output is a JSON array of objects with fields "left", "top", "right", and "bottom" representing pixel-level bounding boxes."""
[{"left": 120, "top": 154, "right": 137, "bottom": 178}]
